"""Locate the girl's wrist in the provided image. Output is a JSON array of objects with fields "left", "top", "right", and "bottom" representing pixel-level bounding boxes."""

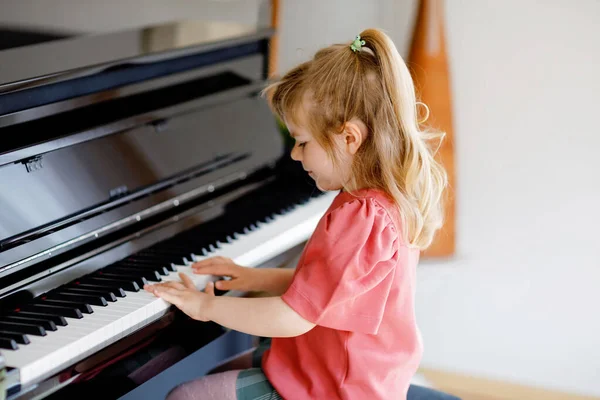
[
  {"left": 202, "top": 293, "right": 219, "bottom": 322},
  {"left": 250, "top": 268, "right": 267, "bottom": 292}
]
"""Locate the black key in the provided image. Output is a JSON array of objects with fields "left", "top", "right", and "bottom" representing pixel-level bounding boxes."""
[
  {"left": 46, "top": 292, "right": 108, "bottom": 307},
  {"left": 0, "top": 331, "right": 29, "bottom": 345},
  {"left": 9, "top": 311, "right": 67, "bottom": 326},
  {"left": 127, "top": 253, "right": 176, "bottom": 262},
  {"left": 122, "top": 259, "right": 177, "bottom": 272},
  {"left": 129, "top": 254, "right": 187, "bottom": 266},
  {"left": 115, "top": 263, "right": 169, "bottom": 276},
  {"left": 69, "top": 283, "right": 126, "bottom": 298},
  {"left": 20, "top": 304, "right": 83, "bottom": 319},
  {"left": 83, "top": 277, "right": 140, "bottom": 292},
  {"left": 168, "top": 238, "right": 212, "bottom": 248},
  {"left": 138, "top": 248, "right": 187, "bottom": 257},
  {"left": 0, "top": 337, "right": 18, "bottom": 350},
  {"left": 102, "top": 269, "right": 161, "bottom": 282},
  {"left": 36, "top": 299, "right": 93, "bottom": 314},
  {"left": 61, "top": 287, "right": 117, "bottom": 302},
  {"left": 90, "top": 271, "right": 148, "bottom": 287},
  {"left": 141, "top": 250, "right": 193, "bottom": 262},
  {"left": 0, "top": 322, "right": 46, "bottom": 336},
  {"left": 154, "top": 243, "right": 196, "bottom": 252},
  {"left": 2, "top": 315, "right": 57, "bottom": 331}
]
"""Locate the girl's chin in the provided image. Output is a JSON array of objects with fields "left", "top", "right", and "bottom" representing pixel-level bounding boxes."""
[
  {"left": 311, "top": 176, "right": 325, "bottom": 191},
  {"left": 313, "top": 179, "right": 339, "bottom": 192}
]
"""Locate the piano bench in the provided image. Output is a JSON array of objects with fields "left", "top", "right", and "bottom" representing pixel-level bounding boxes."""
[{"left": 408, "top": 384, "right": 462, "bottom": 400}]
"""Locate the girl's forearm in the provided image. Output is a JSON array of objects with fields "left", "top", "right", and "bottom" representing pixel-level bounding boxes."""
[
  {"left": 253, "top": 268, "right": 295, "bottom": 295},
  {"left": 206, "top": 295, "right": 314, "bottom": 337}
]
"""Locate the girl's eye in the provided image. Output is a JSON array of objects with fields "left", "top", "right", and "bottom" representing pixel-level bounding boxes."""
[{"left": 297, "top": 142, "right": 306, "bottom": 148}]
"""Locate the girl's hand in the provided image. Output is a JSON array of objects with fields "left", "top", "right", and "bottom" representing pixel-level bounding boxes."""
[
  {"left": 144, "top": 272, "right": 215, "bottom": 321},
  {"left": 191, "top": 256, "right": 258, "bottom": 292}
]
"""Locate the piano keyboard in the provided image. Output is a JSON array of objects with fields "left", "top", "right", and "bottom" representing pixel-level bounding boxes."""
[{"left": 0, "top": 189, "right": 337, "bottom": 387}]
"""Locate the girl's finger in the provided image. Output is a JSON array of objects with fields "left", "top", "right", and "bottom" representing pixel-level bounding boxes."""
[
  {"left": 153, "top": 287, "right": 182, "bottom": 306},
  {"left": 179, "top": 272, "right": 196, "bottom": 290},
  {"left": 192, "top": 263, "right": 234, "bottom": 277},
  {"left": 158, "top": 281, "right": 186, "bottom": 291},
  {"left": 214, "top": 279, "right": 237, "bottom": 291},
  {"left": 192, "top": 256, "right": 229, "bottom": 268},
  {"left": 204, "top": 281, "right": 215, "bottom": 296}
]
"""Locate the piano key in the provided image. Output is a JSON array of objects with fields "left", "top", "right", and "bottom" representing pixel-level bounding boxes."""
[
  {"left": 100, "top": 269, "right": 161, "bottom": 283},
  {"left": 69, "top": 283, "right": 126, "bottom": 298},
  {"left": 20, "top": 304, "right": 83, "bottom": 319},
  {"left": 191, "top": 191, "right": 337, "bottom": 268},
  {"left": 92, "top": 273, "right": 149, "bottom": 288},
  {"left": 60, "top": 287, "right": 117, "bottom": 302},
  {"left": 120, "top": 259, "right": 177, "bottom": 273},
  {"left": 45, "top": 292, "right": 108, "bottom": 307},
  {"left": 127, "top": 254, "right": 189, "bottom": 265},
  {"left": 8, "top": 311, "right": 68, "bottom": 327},
  {"left": 0, "top": 331, "right": 30, "bottom": 345},
  {"left": 2, "top": 316, "right": 57, "bottom": 331},
  {"left": 115, "top": 263, "right": 170, "bottom": 276},
  {"left": 0, "top": 337, "right": 18, "bottom": 350},
  {"left": 82, "top": 277, "right": 140, "bottom": 292},
  {"left": 36, "top": 299, "right": 93, "bottom": 314},
  {"left": 0, "top": 322, "right": 46, "bottom": 336},
  {"left": 140, "top": 249, "right": 193, "bottom": 259}
]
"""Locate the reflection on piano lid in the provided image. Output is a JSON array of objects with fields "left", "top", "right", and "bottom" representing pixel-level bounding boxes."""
[{"left": 0, "top": 20, "right": 336, "bottom": 399}]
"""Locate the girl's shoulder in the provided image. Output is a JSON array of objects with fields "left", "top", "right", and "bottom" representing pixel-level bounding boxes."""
[
  {"left": 325, "top": 188, "right": 403, "bottom": 240},
  {"left": 311, "top": 190, "right": 403, "bottom": 265},
  {"left": 331, "top": 188, "right": 399, "bottom": 221}
]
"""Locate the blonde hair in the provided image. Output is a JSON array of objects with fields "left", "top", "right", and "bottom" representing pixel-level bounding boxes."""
[{"left": 264, "top": 28, "right": 447, "bottom": 249}]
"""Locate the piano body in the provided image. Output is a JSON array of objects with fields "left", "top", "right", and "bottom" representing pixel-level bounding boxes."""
[{"left": 0, "top": 21, "right": 335, "bottom": 399}]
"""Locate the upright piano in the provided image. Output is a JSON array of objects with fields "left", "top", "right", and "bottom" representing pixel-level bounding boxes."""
[{"left": 0, "top": 21, "right": 335, "bottom": 399}]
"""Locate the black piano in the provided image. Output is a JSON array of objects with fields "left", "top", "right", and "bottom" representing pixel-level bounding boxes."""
[{"left": 0, "top": 21, "right": 336, "bottom": 399}]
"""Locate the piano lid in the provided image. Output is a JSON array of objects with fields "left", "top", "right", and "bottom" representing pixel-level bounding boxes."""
[{"left": 0, "top": 20, "right": 273, "bottom": 94}]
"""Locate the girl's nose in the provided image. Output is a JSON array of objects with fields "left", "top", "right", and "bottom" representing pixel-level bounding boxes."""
[{"left": 290, "top": 145, "right": 301, "bottom": 161}]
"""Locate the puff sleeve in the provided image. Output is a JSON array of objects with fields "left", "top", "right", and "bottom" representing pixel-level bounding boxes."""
[{"left": 281, "top": 198, "right": 399, "bottom": 335}]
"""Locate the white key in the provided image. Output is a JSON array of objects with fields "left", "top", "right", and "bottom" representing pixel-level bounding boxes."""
[{"left": 191, "top": 192, "right": 336, "bottom": 268}]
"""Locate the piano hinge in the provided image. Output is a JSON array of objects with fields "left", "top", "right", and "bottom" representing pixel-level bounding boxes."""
[{"left": 21, "top": 155, "right": 43, "bottom": 173}]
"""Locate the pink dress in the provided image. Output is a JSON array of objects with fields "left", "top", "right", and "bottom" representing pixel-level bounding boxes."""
[{"left": 263, "top": 189, "right": 423, "bottom": 399}]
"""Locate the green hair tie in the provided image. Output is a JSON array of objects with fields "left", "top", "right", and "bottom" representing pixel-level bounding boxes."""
[{"left": 350, "top": 35, "right": 366, "bottom": 52}]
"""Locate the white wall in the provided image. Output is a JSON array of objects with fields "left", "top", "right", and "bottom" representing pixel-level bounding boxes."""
[
  {"left": 277, "top": 0, "right": 415, "bottom": 73},
  {"left": 411, "top": 0, "right": 600, "bottom": 396}
]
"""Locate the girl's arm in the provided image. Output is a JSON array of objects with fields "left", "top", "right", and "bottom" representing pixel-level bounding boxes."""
[
  {"left": 145, "top": 273, "right": 315, "bottom": 337},
  {"left": 250, "top": 268, "right": 295, "bottom": 295},
  {"left": 207, "top": 295, "right": 314, "bottom": 337}
]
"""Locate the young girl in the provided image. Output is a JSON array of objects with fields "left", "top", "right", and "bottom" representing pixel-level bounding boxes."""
[{"left": 145, "top": 28, "right": 447, "bottom": 400}]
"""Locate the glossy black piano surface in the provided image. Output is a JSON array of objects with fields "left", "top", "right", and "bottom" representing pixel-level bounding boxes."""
[{"left": 0, "top": 20, "right": 328, "bottom": 399}]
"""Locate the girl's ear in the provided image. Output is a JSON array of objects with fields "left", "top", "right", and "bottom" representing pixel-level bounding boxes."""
[{"left": 343, "top": 119, "right": 367, "bottom": 155}]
